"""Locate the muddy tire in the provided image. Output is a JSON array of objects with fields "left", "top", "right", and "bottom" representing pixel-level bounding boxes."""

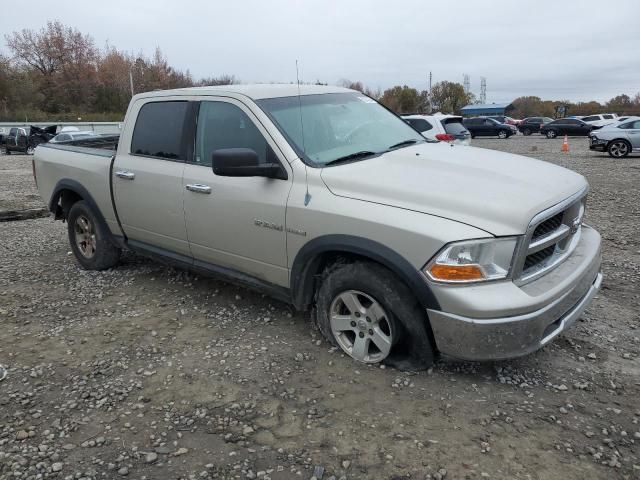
[
  {"left": 314, "top": 262, "right": 436, "bottom": 370},
  {"left": 67, "top": 200, "right": 120, "bottom": 270}
]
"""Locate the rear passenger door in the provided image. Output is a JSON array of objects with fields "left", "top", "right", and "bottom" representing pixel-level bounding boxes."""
[
  {"left": 182, "top": 99, "right": 292, "bottom": 287},
  {"left": 112, "top": 100, "right": 192, "bottom": 257}
]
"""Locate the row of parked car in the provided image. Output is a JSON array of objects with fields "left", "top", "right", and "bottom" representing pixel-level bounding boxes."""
[
  {"left": 401, "top": 112, "right": 639, "bottom": 158},
  {"left": 0, "top": 126, "right": 101, "bottom": 154}
]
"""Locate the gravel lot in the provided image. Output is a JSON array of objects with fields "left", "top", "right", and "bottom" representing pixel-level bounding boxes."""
[{"left": 1, "top": 136, "right": 639, "bottom": 480}]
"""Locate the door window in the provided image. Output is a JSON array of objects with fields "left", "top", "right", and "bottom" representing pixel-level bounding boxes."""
[
  {"left": 582, "top": 116, "right": 599, "bottom": 122},
  {"left": 131, "top": 101, "right": 189, "bottom": 160},
  {"left": 406, "top": 118, "right": 433, "bottom": 132},
  {"left": 194, "top": 101, "right": 275, "bottom": 167},
  {"left": 619, "top": 120, "right": 640, "bottom": 129}
]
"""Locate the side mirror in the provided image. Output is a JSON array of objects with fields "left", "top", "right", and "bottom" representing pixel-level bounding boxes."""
[{"left": 212, "top": 148, "right": 287, "bottom": 180}]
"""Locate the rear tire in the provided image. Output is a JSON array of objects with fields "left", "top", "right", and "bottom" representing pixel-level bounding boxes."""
[
  {"left": 607, "top": 140, "right": 630, "bottom": 158},
  {"left": 314, "top": 261, "right": 436, "bottom": 370},
  {"left": 67, "top": 200, "right": 121, "bottom": 270},
  {"left": 546, "top": 130, "right": 557, "bottom": 139}
]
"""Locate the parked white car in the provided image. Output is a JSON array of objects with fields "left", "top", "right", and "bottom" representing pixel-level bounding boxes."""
[
  {"left": 581, "top": 114, "right": 618, "bottom": 128},
  {"left": 402, "top": 114, "right": 471, "bottom": 146},
  {"left": 589, "top": 116, "right": 640, "bottom": 158}
]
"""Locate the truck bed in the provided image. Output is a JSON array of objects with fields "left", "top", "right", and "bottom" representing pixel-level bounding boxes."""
[{"left": 34, "top": 141, "right": 120, "bottom": 235}]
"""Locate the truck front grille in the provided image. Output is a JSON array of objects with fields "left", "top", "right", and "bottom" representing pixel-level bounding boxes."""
[
  {"left": 531, "top": 212, "right": 563, "bottom": 241},
  {"left": 514, "top": 189, "right": 588, "bottom": 284}
]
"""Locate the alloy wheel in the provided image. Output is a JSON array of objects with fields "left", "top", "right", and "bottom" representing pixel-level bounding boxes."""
[
  {"left": 74, "top": 215, "right": 97, "bottom": 259},
  {"left": 609, "top": 141, "right": 629, "bottom": 158},
  {"left": 329, "top": 290, "right": 394, "bottom": 363}
]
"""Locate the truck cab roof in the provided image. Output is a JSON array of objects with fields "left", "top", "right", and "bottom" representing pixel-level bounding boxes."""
[{"left": 134, "top": 84, "right": 355, "bottom": 101}]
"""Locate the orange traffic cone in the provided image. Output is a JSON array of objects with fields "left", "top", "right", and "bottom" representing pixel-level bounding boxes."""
[{"left": 561, "top": 135, "right": 569, "bottom": 153}]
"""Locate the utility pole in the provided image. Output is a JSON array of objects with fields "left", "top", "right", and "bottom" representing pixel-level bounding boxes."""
[
  {"left": 463, "top": 74, "right": 470, "bottom": 94},
  {"left": 129, "top": 69, "right": 135, "bottom": 97}
]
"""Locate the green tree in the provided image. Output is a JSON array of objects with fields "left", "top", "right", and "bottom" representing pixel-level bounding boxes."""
[
  {"left": 379, "top": 85, "right": 424, "bottom": 113},
  {"left": 429, "top": 81, "right": 473, "bottom": 114}
]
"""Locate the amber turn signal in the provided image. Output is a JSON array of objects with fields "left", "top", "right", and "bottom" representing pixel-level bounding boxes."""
[{"left": 429, "top": 264, "right": 485, "bottom": 282}]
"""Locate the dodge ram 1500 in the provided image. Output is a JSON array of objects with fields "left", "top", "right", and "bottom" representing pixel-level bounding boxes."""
[{"left": 33, "top": 85, "right": 602, "bottom": 369}]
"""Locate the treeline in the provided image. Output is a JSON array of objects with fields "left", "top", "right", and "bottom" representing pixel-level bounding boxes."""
[
  {"left": 0, "top": 21, "right": 236, "bottom": 121},
  {"left": 1, "top": 22, "right": 639, "bottom": 121},
  {"left": 510, "top": 94, "right": 640, "bottom": 119}
]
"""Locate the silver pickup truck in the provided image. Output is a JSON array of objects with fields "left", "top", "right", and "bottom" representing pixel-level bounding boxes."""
[{"left": 34, "top": 85, "right": 602, "bottom": 369}]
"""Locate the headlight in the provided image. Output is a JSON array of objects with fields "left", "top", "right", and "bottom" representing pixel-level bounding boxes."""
[{"left": 424, "top": 237, "right": 518, "bottom": 283}]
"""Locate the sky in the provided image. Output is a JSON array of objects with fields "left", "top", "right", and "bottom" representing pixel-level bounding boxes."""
[{"left": 1, "top": 0, "right": 639, "bottom": 103}]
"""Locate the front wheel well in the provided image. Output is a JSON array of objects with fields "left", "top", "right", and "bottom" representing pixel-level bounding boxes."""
[
  {"left": 290, "top": 236, "right": 441, "bottom": 314},
  {"left": 607, "top": 138, "right": 631, "bottom": 147}
]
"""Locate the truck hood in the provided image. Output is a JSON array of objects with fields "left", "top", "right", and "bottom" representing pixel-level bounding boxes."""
[{"left": 320, "top": 142, "right": 587, "bottom": 236}]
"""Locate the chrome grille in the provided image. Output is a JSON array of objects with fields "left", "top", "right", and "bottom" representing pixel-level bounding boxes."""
[{"left": 513, "top": 188, "right": 588, "bottom": 284}]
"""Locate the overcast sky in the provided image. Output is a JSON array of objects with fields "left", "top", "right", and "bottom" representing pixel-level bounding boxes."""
[{"left": 1, "top": 0, "right": 638, "bottom": 103}]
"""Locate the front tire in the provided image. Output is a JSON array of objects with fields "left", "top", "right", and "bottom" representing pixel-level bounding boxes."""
[
  {"left": 314, "top": 262, "right": 436, "bottom": 370},
  {"left": 498, "top": 130, "right": 508, "bottom": 139},
  {"left": 67, "top": 200, "right": 121, "bottom": 270},
  {"left": 546, "top": 130, "right": 558, "bottom": 139},
  {"left": 522, "top": 128, "right": 532, "bottom": 136},
  {"left": 608, "top": 140, "right": 630, "bottom": 158}
]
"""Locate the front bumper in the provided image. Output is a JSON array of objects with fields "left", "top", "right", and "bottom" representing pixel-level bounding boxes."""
[
  {"left": 427, "top": 226, "right": 602, "bottom": 361},
  {"left": 589, "top": 137, "right": 607, "bottom": 151}
]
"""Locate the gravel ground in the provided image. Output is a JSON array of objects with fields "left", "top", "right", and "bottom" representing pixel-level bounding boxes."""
[{"left": 0, "top": 137, "right": 639, "bottom": 480}]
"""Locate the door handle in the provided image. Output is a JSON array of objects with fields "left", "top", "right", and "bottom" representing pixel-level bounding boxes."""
[
  {"left": 186, "top": 184, "right": 212, "bottom": 194},
  {"left": 115, "top": 170, "right": 135, "bottom": 180}
]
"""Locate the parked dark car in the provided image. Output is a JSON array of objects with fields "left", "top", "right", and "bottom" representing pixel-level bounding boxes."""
[
  {"left": 540, "top": 118, "right": 594, "bottom": 139},
  {"left": 517, "top": 117, "right": 554, "bottom": 135},
  {"left": 4, "top": 125, "right": 56, "bottom": 154},
  {"left": 462, "top": 117, "right": 516, "bottom": 139}
]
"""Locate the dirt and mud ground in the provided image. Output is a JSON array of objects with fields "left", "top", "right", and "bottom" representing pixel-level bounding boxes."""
[{"left": 0, "top": 136, "right": 639, "bottom": 480}]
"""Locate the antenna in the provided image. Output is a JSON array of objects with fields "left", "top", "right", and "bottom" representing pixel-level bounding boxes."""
[
  {"left": 296, "top": 60, "right": 311, "bottom": 206},
  {"left": 463, "top": 74, "right": 470, "bottom": 94},
  {"left": 480, "top": 77, "right": 487, "bottom": 104}
]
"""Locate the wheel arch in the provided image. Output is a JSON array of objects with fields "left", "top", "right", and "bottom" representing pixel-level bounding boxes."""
[
  {"left": 290, "top": 234, "right": 441, "bottom": 312},
  {"left": 607, "top": 137, "right": 632, "bottom": 148},
  {"left": 49, "top": 179, "right": 121, "bottom": 248}
]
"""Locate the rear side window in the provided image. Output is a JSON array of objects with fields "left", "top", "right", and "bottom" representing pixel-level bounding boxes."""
[
  {"left": 194, "top": 101, "right": 274, "bottom": 168},
  {"left": 443, "top": 119, "right": 467, "bottom": 134},
  {"left": 582, "top": 116, "right": 599, "bottom": 122},
  {"left": 131, "top": 101, "right": 188, "bottom": 160},
  {"left": 406, "top": 118, "right": 433, "bottom": 132},
  {"left": 602, "top": 114, "right": 614, "bottom": 119}
]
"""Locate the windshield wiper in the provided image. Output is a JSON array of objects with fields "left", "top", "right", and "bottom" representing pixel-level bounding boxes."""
[
  {"left": 387, "top": 139, "right": 420, "bottom": 150},
  {"left": 324, "top": 150, "right": 378, "bottom": 166}
]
